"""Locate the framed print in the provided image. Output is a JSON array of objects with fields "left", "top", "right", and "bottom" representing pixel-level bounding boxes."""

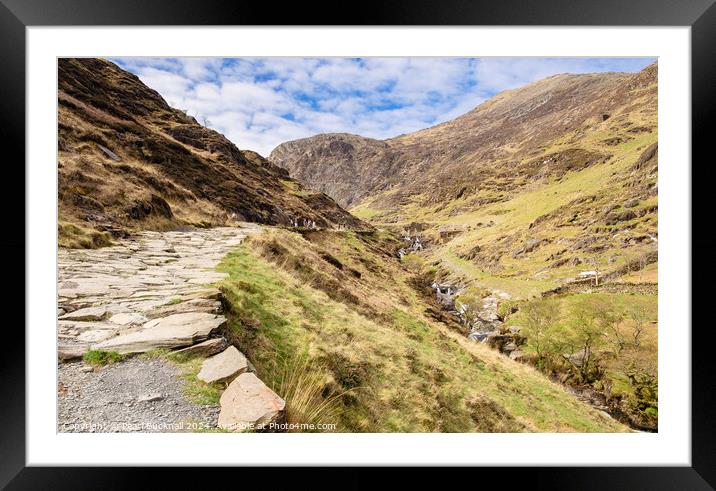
[{"left": 2, "top": 0, "right": 713, "bottom": 487}]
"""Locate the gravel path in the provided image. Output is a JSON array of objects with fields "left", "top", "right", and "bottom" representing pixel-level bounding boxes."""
[
  {"left": 57, "top": 225, "right": 259, "bottom": 432},
  {"left": 58, "top": 357, "right": 220, "bottom": 433}
]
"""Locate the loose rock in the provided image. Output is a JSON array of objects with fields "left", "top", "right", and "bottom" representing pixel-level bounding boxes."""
[
  {"left": 197, "top": 346, "right": 248, "bottom": 384},
  {"left": 218, "top": 373, "right": 286, "bottom": 432},
  {"left": 174, "top": 337, "right": 229, "bottom": 358}
]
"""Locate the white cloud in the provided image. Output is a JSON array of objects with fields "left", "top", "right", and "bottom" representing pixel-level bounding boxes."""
[{"left": 110, "top": 57, "right": 655, "bottom": 157}]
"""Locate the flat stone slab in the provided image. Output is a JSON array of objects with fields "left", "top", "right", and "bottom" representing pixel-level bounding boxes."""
[
  {"left": 218, "top": 372, "right": 286, "bottom": 432},
  {"left": 174, "top": 337, "right": 229, "bottom": 358},
  {"left": 77, "top": 329, "right": 117, "bottom": 343},
  {"left": 197, "top": 346, "right": 248, "bottom": 384},
  {"left": 59, "top": 306, "right": 116, "bottom": 322},
  {"left": 92, "top": 312, "right": 226, "bottom": 354},
  {"left": 148, "top": 298, "right": 222, "bottom": 319},
  {"left": 58, "top": 279, "right": 112, "bottom": 298},
  {"left": 109, "top": 312, "right": 148, "bottom": 326}
]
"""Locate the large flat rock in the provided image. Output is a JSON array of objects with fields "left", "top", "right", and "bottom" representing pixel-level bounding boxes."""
[
  {"left": 59, "top": 305, "right": 119, "bottom": 321},
  {"left": 197, "top": 346, "right": 248, "bottom": 384},
  {"left": 218, "top": 372, "right": 286, "bottom": 432},
  {"left": 92, "top": 312, "right": 226, "bottom": 354}
]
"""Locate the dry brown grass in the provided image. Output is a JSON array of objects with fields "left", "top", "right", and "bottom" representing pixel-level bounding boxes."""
[
  {"left": 58, "top": 221, "right": 113, "bottom": 249},
  {"left": 274, "top": 355, "right": 353, "bottom": 431}
]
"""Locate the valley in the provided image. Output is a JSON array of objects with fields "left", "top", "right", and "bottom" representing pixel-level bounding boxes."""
[
  {"left": 57, "top": 57, "right": 657, "bottom": 433},
  {"left": 271, "top": 62, "right": 658, "bottom": 431}
]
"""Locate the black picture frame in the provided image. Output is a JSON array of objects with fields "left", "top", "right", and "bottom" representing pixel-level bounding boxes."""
[{"left": 2, "top": 0, "right": 712, "bottom": 487}]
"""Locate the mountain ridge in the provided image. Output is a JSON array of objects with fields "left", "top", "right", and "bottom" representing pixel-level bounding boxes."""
[{"left": 270, "top": 64, "right": 656, "bottom": 211}]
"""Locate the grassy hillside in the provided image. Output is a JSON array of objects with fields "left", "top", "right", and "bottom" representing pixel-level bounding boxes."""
[
  {"left": 216, "top": 228, "right": 626, "bottom": 432},
  {"left": 269, "top": 64, "right": 658, "bottom": 431},
  {"left": 58, "top": 58, "right": 366, "bottom": 248}
]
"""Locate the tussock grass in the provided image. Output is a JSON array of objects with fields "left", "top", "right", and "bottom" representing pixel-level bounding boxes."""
[
  {"left": 274, "top": 355, "right": 351, "bottom": 431},
  {"left": 58, "top": 221, "right": 113, "bottom": 249}
]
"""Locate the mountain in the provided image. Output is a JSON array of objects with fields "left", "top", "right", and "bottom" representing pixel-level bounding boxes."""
[
  {"left": 270, "top": 63, "right": 658, "bottom": 293},
  {"left": 270, "top": 63, "right": 658, "bottom": 430},
  {"left": 58, "top": 58, "right": 365, "bottom": 246}
]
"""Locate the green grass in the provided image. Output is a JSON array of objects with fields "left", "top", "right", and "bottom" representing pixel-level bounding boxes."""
[
  {"left": 440, "top": 251, "right": 558, "bottom": 299},
  {"left": 348, "top": 126, "right": 657, "bottom": 299},
  {"left": 350, "top": 204, "right": 383, "bottom": 220},
  {"left": 178, "top": 357, "right": 223, "bottom": 405},
  {"left": 82, "top": 349, "right": 123, "bottom": 365}
]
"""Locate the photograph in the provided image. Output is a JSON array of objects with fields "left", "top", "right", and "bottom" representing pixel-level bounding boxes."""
[{"left": 56, "top": 56, "right": 659, "bottom": 434}]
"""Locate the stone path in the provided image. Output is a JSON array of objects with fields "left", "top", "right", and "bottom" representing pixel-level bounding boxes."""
[{"left": 57, "top": 225, "right": 286, "bottom": 433}]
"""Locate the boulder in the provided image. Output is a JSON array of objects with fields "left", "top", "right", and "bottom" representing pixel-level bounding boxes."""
[
  {"left": 513, "top": 239, "right": 542, "bottom": 258},
  {"left": 218, "top": 373, "right": 286, "bottom": 432},
  {"left": 486, "top": 333, "right": 511, "bottom": 350},
  {"left": 92, "top": 312, "right": 225, "bottom": 354},
  {"left": 197, "top": 346, "right": 248, "bottom": 384},
  {"left": 468, "top": 331, "right": 489, "bottom": 342},
  {"left": 605, "top": 210, "right": 637, "bottom": 225},
  {"left": 502, "top": 342, "right": 518, "bottom": 354},
  {"left": 58, "top": 344, "right": 88, "bottom": 362},
  {"left": 174, "top": 337, "right": 229, "bottom": 358}
]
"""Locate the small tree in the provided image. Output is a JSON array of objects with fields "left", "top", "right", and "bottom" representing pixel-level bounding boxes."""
[
  {"left": 626, "top": 300, "right": 650, "bottom": 348},
  {"left": 521, "top": 300, "right": 560, "bottom": 370},
  {"left": 561, "top": 297, "right": 614, "bottom": 383}
]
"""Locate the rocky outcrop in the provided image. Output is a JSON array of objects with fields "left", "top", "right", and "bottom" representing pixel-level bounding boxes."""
[{"left": 270, "top": 133, "right": 397, "bottom": 208}]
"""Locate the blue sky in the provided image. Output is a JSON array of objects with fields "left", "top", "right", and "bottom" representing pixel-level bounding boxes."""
[{"left": 112, "top": 57, "right": 655, "bottom": 156}]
